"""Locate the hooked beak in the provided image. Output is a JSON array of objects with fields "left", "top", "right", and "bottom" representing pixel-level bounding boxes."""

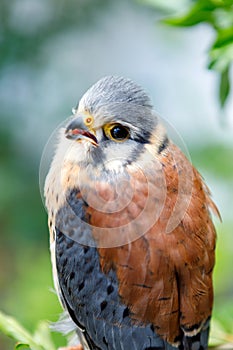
[{"left": 65, "top": 116, "right": 98, "bottom": 147}]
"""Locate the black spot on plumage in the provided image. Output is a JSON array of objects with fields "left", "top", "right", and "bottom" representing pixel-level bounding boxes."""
[
  {"left": 171, "top": 309, "right": 179, "bottom": 314},
  {"left": 83, "top": 246, "right": 90, "bottom": 254},
  {"left": 123, "top": 307, "right": 130, "bottom": 318},
  {"left": 102, "top": 337, "right": 108, "bottom": 346},
  {"left": 133, "top": 283, "right": 152, "bottom": 289},
  {"left": 158, "top": 136, "right": 169, "bottom": 154},
  {"left": 100, "top": 300, "right": 108, "bottom": 311},
  {"left": 174, "top": 335, "right": 182, "bottom": 344},
  {"left": 58, "top": 250, "right": 63, "bottom": 258},
  {"left": 62, "top": 257, "right": 68, "bottom": 267},
  {"left": 78, "top": 281, "right": 85, "bottom": 291},
  {"left": 107, "top": 284, "right": 114, "bottom": 295},
  {"left": 70, "top": 271, "right": 75, "bottom": 280},
  {"left": 182, "top": 333, "right": 201, "bottom": 350},
  {"left": 134, "top": 130, "right": 151, "bottom": 144},
  {"left": 66, "top": 240, "right": 74, "bottom": 249},
  {"left": 158, "top": 296, "right": 171, "bottom": 301},
  {"left": 85, "top": 264, "right": 94, "bottom": 274},
  {"left": 182, "top": 323, "right": 202, "bottom": 333}
]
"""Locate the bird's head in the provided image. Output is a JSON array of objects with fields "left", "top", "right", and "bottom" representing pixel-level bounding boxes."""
[
  {"left": 63, "top": 76, "right": 168, "bottom": 170},
  {"left": 44, "top": 76, "right": 195, "bottom": 246}
]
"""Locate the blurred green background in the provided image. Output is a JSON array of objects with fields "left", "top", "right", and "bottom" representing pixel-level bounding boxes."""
[{"left": 0, "top": 0, "right": 233, "bottom": 349}]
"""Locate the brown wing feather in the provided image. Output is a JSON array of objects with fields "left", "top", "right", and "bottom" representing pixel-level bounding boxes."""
[{"left": 85, "top": 143, "right": 217, "bottom": 344}]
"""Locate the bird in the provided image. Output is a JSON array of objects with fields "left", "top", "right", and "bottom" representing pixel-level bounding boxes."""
[{"left": 44, "top": 76, "right": 220, "bottom": 350}]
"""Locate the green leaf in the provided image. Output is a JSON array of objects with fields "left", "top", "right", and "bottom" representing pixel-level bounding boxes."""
[
  {"left": 219, "top": 66, "right": 231, "bottom": 107},
  {"left": 209, "top": 41, "right": 233, "bottom": 72},
  {"left": 153, "top": 0, "right": 233, "bottom": 107},
  {"left": 213, "top": 8, "right": 233, "bottom": 30},
  {"left": 0, "top": 311, "right": 40, "bottom": 350},
  {"left": 211, "top": 0, "right": 233, "bottom": 8},
  {"left": 0, "top": 311, "right": 56, "bottom": 350},
  {"left": 213, "top": 27, "right": 233, "bottom": 48},
  {"left": 15, "top": 344, "right": 30, "bottom": 349},
  {"left": 163, "top": 0, "right": 216, "bottom": 27}
]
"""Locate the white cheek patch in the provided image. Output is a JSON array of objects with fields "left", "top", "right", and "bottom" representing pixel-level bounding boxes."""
[
  {"left": 104, "top": 159, "right": 125, "bottom": 172},
  {"left": 65, "top": 141, "right": 91, "bottom": 162}
]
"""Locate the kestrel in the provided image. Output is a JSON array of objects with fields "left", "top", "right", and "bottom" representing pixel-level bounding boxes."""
[{"left": 44, "top": 76, "right": 219, "bottom": 350}]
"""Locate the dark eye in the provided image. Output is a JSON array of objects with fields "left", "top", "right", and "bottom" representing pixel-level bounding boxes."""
[
  {"left": 103, "top": 123, "right": 130, "bottom": 142},
  {"left": 109, "top": 124, "right": 129, "bottom": 141}
]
